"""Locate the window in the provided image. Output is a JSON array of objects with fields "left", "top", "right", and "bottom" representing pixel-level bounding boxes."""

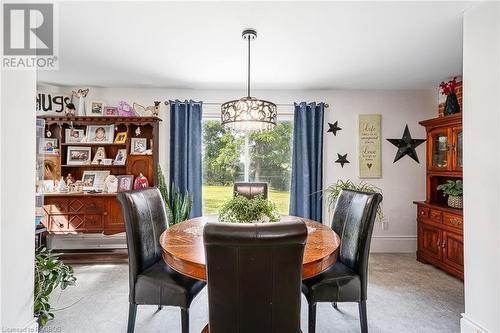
[{"left": 202, "top": 118, "right": 293, "bottom": 215}]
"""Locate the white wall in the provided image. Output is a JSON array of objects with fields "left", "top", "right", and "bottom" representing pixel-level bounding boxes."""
[
  {"left": 38, "top": 85, "right": 436, "bottom": 252},
  {"left": 0, "top": 71, "right": 38, "bottom": 329},
  {"left": 461, "top": 2, "right": 500, "bottom": 333}
]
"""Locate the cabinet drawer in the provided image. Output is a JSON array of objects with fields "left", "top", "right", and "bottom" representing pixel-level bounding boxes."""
[
  {"left": 430, "top": 209, "right": 442, "bottom": 223},
  {"left": 84, "top": 215, "right": 104, "bottom": 232},
  {"left": 49, "top": 215, "right": 68, "bottom": 232},
  {"left": 418, "top": 206, "right": 430, "bottom": 219},
  {"left": 46, "top": 199, "right": 68, "bottom": 214},
  {"left": 443, "top": 213, "right": 463, "bottom": 230}
]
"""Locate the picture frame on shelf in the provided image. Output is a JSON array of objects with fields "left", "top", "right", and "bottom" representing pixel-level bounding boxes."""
[
  {"left": 39, "top": 138, "right": 59, "bottom": 154},
  {"left": 65, "top": 128, "right": 85, "bottom": 143},
  {"left": 67, "top": 146, "right": 91, "bottom": 165},
  {"left": 114, "top": 132, "right": 127, "bottom": 144},
  {"left": 113, "top": 149, "right": 127, "bottom": 165},
  {"left": 89, "top": 101, "right": 105, "bottom": 116},
  {"left": 86, "top": 125, "right": 114, "bottom": 143},
  {"left": 117, "top": 175, "right": 134, "bottom": 192},
  {"left": 103, "top": 106, "right": 118, "bottom": 116},
  {"left": 103, "top": 175, "right": 118, "bottom": 193},
  {"left": 82, "top": 170, "right": 110, "bottom": 191},
  {"left": 130, "top": 138, "right": 147, "bottom": 155}
]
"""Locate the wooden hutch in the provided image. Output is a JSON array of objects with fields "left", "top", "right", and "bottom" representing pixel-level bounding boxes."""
[
  {"left": 414, "top": 113, "right": 463, "bottom": 279},
  {"left": 38, "top": 115, "right": 161, "bottom": 240}
]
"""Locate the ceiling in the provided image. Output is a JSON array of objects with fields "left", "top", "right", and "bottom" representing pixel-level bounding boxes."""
[{"left": 38, "top": 1, "right": 471, "bottom": 90}]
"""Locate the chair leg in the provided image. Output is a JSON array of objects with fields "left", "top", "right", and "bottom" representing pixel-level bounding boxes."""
[
  {"left": 157, "top": 305, "right": 163, "bottom": 311},
  {"left": 358, "top": 300, "right": 368, "bottom": 333},
  {"left": 181, "top": 307, "right": 189, "bottom": 333},
  {"left": 308, "top": 303, "right": 317, "bottom": 333},
  {"left": 127, "top": 303, "right": 137, "bottom": 333},
  {"left": 332, "top": 302, "right": 338, "bottom": 309}
]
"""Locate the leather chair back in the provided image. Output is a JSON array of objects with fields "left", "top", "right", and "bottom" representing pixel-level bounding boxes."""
[
  {"left": 233, "top": 182, "right": 268, "bottom": 199},
  {"left": 203, "top": 220, "right": 307, "bottom": 333},
  {"left": 331, "top": 189, "right": 382, "bottom": 299},
  {"left": 117, "top": 188, "right": 168, "bottom": 302}
]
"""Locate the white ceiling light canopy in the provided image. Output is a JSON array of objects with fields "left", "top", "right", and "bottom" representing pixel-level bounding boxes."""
[{"left": 220, "top": 29, "right": 277, "bottom": 133}]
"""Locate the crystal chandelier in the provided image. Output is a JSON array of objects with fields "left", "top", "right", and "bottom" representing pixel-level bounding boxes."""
[{"left": 221, "top": 29, "right": 277, "bottom": 132}]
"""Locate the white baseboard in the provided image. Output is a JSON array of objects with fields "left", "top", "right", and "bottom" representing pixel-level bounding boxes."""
[
  {"left": 461, "top": 314, "right": 491, "bottom": 333},
  {"left": 48, "top": 233, "right": 127, "bottom": 250},
  {"left": 370, "top": 235, "right": 417, "bottom": 253}
]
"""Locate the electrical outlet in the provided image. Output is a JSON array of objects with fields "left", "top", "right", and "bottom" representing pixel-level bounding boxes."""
[{"left": 381, "top": 220, "right": 389, "bottom": 231}]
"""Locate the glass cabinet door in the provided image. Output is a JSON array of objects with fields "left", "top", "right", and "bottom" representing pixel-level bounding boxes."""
[
  {"left": 431, "top": 130, "right": 450, "bottom": 170},
  {"left": 453, "top": 127, "right": 463, "bottom": 170}
]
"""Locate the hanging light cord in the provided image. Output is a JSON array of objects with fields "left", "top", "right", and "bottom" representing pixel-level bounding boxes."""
[{"left": 247, "top": 35, "right": 251, "bottom": 98}]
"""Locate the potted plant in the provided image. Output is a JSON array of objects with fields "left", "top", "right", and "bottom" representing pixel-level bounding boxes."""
[
  {"left": 437, "top": 180, "right": 463, "bottom": 209},
  {"left": 157, "top": 166, "right": 193, "bottom": 226},
  {"left": 34, "top": 247, "right": 76, "bottom": 326},
  {"left": 218, "top": 195, "right": 280, "bottom": 223},
  {"left": 323, "top": 179, "right": 384, "bottom": 223},
  {"left": 439, "top": 77, "right": 461, "bottom": 115}
]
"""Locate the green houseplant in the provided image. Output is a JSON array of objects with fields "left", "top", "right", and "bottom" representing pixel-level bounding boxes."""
[
  {"left": 323, "top": 179, "right": 384, "bottom": 223},
  {"left": 157, "top": 166, "right": 193, "bottom": 226},
  {"left": 437, "top": 180, "right": 463, "bottom": 209},
  {"left": 218, "top": 195, "right": 280, "bottom": 223},
  {"left": 34, "top": 247, "right": 76, "bottom": 326}
]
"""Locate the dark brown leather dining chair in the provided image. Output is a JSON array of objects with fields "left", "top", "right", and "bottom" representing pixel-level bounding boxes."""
[
  {"left": 203, "top": 220, "right": 308, "bottom": 333},
  {"left": 233, "top": 182, "right": 268, "bottom": 199},
  {"left": 302, "top": 189, "right": 383, "bottom": 333},
  {"left": 117, "top": 188, "right": 206, "bottom": 333}
]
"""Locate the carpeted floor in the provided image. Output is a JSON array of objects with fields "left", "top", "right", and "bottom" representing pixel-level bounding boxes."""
[{"left": 42, "top": 254, "right": 464, "bottom": 333}]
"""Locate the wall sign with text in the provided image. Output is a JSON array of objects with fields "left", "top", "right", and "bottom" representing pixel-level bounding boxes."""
[
  {"left": 36, "top": 91, "right": 71, "bottom": 114},
  {"left": 358, "top": 114, "right": 382, "bottom": 178}
]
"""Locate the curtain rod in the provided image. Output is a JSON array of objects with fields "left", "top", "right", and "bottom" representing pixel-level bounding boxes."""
[{"left": 163, "top": 101, "right": 329, "bottom": 108}]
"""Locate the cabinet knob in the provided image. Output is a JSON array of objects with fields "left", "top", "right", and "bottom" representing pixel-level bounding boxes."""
[
  {"left": 436, "top": 240, "right": 441, "bottom": 247},
  {"left": 58, "top": 222, "right": 64, "bottom": 228},
  {"left": 441, "top": 241, "right": 446, "bottom": 248},
  {"left": 450, "top": 218, "right": 460, "bottom": 225},
  {"left": 103, "top": 212, "right": 108, "bottom": 216}
]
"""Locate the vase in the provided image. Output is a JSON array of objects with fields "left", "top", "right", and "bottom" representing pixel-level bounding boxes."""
[
  {"left": 448, "top": 195, "right": 463, "bottom": 209},
  {"left": 444, "top": 92, "right": 460, "bottom": 116}
]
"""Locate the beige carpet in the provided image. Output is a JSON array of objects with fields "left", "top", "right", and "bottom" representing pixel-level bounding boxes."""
[{"left": 42, "top": 254, "right": 464, "bottom": 333}]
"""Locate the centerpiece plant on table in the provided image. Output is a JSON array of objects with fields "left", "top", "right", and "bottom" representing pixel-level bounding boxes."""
[{"left": 218, "top": 194, "right": 280, "bottom": 223}]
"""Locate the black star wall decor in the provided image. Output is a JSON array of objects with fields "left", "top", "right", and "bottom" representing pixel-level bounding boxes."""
[
  {"left": 386, "top": 125, "right": 426, "bottom": 163},
  {"left": 327, "top": 121, "right": 342, "bottom": 136},
  {"left": 335, "top": 153, "right": 350, "bottom": 168}
]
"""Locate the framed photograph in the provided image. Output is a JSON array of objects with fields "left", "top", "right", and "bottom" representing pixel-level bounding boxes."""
[
  {"left": 103, "top": 106, "right": 118, "bottom": 116},
  {"left": 103, "top": 175, "right": 118, "bottom": 193},
  {"left": 39, "top": 138, "right": 59, "bottom": 154},
  {"left": 130, "top": 138, "right": 147, "bottom": 155},
  {"left": 114, "top": 149, "right": 127, "bottom": 165},
  {"left": 114, "top": 132, "right": 127, "bottom": 144},
  {"left": 117, "top": 175, "right": 134, "bottom": 192},
  {"left": 67, "top": 146, "right": 91, "bottom": 165},
  {"left": 82, "top": 170, "right": 110, "bottom": 191},
  {"left": 89, "top": 101, "right": 105, "bottom": 115},
  {"left": 86, "top": 125, "right": 114, "bottom": 143},
  {"left": 65, "top": 128, "right": 85, "bottom": 143}
]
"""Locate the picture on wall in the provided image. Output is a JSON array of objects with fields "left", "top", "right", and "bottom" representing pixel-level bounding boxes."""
[
  {"left": 67, "top": 146, "right": 91, "bottom": 165},
  {"left": 86, "top": 125, "right": 114, "bottom": 143},
  {"left": 358, "top": 114, "right": 382, "bottom": 178}
]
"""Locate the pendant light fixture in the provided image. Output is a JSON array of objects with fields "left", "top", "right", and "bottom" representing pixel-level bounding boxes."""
[{"left": 221, "top": 29, "right": 277, "bottom": 132}]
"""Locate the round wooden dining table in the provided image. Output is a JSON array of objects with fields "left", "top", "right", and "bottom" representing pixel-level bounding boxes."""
[{"left": 160, "top": 215, "right": 341, "bottom": 281}]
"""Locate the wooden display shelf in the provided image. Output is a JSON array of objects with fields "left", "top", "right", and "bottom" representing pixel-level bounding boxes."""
[
  {"left": 61, "top": 164, "right": 127, "bottom": 168},
  {"left": 60, "top": 142, "right": 127, "bottom": 146}
]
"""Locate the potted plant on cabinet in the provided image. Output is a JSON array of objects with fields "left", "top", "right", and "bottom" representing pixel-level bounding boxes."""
[{"left": 437, "top": 179, "right": 463, "bottom": 209}]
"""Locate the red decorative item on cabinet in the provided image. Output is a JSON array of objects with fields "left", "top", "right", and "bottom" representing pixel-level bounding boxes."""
[{"left": 133, "top": 173, "right": 149, "bottom": 189}]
